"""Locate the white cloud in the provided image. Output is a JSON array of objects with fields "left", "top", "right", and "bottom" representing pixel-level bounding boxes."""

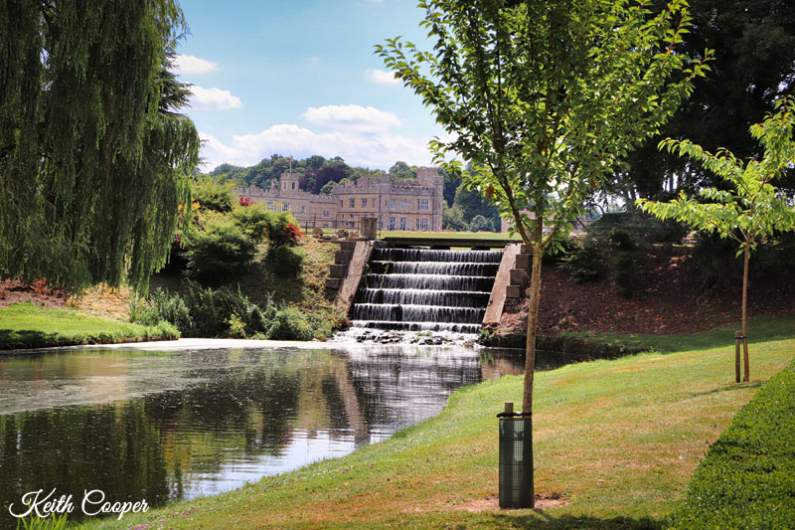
[
  {"left": 199, "top": 105, "right": 437, "bottom": 171},
  {"left": 188, "top": 86, "right": 243, "bottom": 111},
  {"left": 302, "top": 104, "right": 401, "bottom": 133},
  {"left": 173, "top": 54, "right": 220, "bottom": 75},
  {"left": 366, "top": 69, "right": 400, "bottom": 86}
]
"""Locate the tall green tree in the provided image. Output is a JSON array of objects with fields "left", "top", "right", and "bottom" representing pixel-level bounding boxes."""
[
  {"left": 638, "top": 97, "right": 795, "bottom": 382},
  {"left": 378, "top": 0, "right": 709, "bottom": 506},
  {"left": 615, "top": 0, "right": 795, "bottom": 204},
  {"left": 0, "top": 1, "right": 200, "bottom": 291}
]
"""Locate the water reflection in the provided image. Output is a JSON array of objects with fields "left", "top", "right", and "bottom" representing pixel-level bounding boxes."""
[{"left": 0, "top": 346, "right": 524, "bottom": 525}]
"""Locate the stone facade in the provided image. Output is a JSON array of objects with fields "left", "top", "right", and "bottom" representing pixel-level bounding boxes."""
[{"left": 234, "top": 167, "right": 444, "bottom": 232}]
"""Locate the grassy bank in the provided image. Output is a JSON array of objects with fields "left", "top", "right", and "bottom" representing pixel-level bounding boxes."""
[
  {"left": 79, "top": 319, "right": 795, "bottom": 529},
  {"left": 0, "top": 302, "right": 177, "bottom": 350}
]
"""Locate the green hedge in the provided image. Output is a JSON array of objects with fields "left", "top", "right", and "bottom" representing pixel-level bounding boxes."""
[{"left": 670, "top": 360, "right": 795, "bottom": 529}]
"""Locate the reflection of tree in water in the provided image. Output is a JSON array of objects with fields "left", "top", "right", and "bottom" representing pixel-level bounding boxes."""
[
  {"left": 0, "top": 346, "right": 500, "bottom": 522},
  {"left": 0, "top": 402, "right": 169, "bottom": 526}
]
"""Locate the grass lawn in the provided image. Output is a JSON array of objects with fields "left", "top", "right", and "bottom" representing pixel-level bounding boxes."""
[
  {"left": 79, "top": 317, "right": 795, "bottom": 529},
  {"left": 0, "top": 302, "right": 177, "bottom": 350},
  {"left": 570, "top": 314, "right": 795, "bottom": 353}
]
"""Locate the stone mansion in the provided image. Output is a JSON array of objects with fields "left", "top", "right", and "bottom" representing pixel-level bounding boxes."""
[{"left": 233, "top": 167, "right": 444, "bottom": 232}]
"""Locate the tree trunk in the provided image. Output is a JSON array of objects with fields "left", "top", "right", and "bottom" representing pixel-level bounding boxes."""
[
  {"left": 521, "top": 221, "right": 543, "bottom": 512},
  {"left": 523, "top": 224, "right": 543, "bottom": 413},
  {"left": 741, "top": 243, "right": 750, "bottom": 382}
]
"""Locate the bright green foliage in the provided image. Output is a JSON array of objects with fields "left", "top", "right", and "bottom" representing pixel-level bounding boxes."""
[
  {"left": 442, "top": 203, "right": 468, "bottom": 231},
  {"left": 638, "top": 97, "right": 795, "bottom": 247},
  {"left": 231, "top": 204, "right": 273, "bottom": 243},
  {"left": 376, "top": 0, "right": 710, "bottom": 251},
  {"left": 0, "top": 1, "right": 200, "bottom": 292},
  {"left": 670, "top": 359, "right": 795, "bottom": 529},
  {"left": 192, "top": 177, "right": 235, "bottom": 213},
  {"left": 184, "top": 214, "right": 257, "bottom": 281}
]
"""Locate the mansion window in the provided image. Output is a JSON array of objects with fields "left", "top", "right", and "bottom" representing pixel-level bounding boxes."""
[
  {"left": 389, "top": 217, "right": 396, "bottom": 230},
  {"left": 418, "top": 199, "right": 429, "bottom": 210},
  {"left": 323, "top": 211, "right": 330, "bottom": 218},
  {"left": 300, "top": 205, "right": 306, "bottom": 213},
  {"left": 400, "top": 199, "right": 407, "bottom": 210},
  {"left": 349, "top": 198, "right": 355, "bottom": 208},
  {"left": 399, "top": 217, "right": 407, "bottom": 230},
  {"left": 390, "top": 198, "right": 397, "bottom": 209},
  {"left": 417, "top": 217, "right": 429, "bottom": 230},
  {"left": 282, "top": 203, "right": 290, "bottom": 212},
  {"left": 361, "top": 198, "right": 367, "bottom": 207}
]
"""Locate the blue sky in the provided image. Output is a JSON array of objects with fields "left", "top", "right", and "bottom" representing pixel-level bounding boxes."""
[{"left": 175, "top": 0, "right": 446, "bottom": 170}]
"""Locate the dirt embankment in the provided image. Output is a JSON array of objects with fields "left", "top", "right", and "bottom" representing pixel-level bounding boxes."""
[{"left": 497, "top": 249, "right": 795, "bottom": 340}]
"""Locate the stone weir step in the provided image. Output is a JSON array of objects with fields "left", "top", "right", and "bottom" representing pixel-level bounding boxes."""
[{"left": 349, "top": 246, "right": 502, "bottom": 335}]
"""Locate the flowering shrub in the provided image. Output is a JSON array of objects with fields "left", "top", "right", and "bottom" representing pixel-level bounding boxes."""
[
  {"left": 238, "top": 196, "right": 253, "bottom": 207},
  {"left": 269, "top": 223, "right": 304, "bottom": 247}
]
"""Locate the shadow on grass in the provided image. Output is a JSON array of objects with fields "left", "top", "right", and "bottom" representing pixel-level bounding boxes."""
[
  {"left": 578, "top": 315, "right": 795, "bottom": 354},
  {"left": 481, "top": 512, "right": 664, "bottom": 529},
  {"left": 688, "top": 381, "right": 762, "bottom": 398}
]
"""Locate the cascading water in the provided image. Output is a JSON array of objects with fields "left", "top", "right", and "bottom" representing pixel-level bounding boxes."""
[{"left": 349, "top": 247, "right": 502, "bottom": 337}]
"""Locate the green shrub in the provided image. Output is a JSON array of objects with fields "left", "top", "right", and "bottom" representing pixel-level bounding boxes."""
[
  {"left": 191, "top": 176, "right": 234, "bottom": 213},
  {"left": 181, "top": 280, "right": 271, "bottom": 338},
  {"left": 231, "top": 204, "right": 273, "bottom": 244},
  {"left": 266, "top": 305, "right": 315, "bottom": 341},
  {"left": 612, "top": 250, "right": 641, "bottom": 297},
  {"left": 130, "top": 289, "right": 191, "bottom": 330},
  {"left": 267, "top": 244, "right": 305, "bottom": 278},
  {"left": 669, "top": 360, "right": 795, "bottom": 529},
  {"left": 562, "top": 240, "right": 603, "bottom": 283},
  {"left": 184, "top": 215, "right": 257, "bottom": 281},
  {"left": 608, "top": 227, "right": 635, "bottom": 251},
  {"left": 263, "top": 211, "right": 303, "bottom": 247},
  {"left": 469, "top": 214, "right": 495, "bottom": 232}
]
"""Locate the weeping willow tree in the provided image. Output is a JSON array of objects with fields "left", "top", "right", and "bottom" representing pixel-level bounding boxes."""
[{"left": 0, "top": 0, "right": 200, "bottom": 292}]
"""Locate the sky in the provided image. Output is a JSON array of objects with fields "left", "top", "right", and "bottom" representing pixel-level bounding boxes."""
[{"left": 174, "top": 0, "right": 446, "bottom": 171}]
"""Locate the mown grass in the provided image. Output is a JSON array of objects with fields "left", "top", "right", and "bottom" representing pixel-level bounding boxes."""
[
  {"left": 78, "top": 318, "right": 795, "bottom": 529},
  {"left": 569, "top": 314, "right": 795, "bottom": 353},
  {"left": 0, "top": 302, "right": 177, "bottom": 350},
  {"left": 670, "top": 357, "right": 795, "bottom": 529}
]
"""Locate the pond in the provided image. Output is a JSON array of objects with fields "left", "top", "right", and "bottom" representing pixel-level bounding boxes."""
[{"left": 0, "top": 344, "right": 525, "bottom": 525}]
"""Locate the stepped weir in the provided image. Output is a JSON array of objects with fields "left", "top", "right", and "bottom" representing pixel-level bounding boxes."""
[{"left": 350, "top": 248, "right": 503, "bottom": 334}]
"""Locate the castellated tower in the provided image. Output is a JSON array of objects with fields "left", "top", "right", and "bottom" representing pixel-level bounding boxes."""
[{"left": 280, "top": 173, "right": 301, "bottom": 192}]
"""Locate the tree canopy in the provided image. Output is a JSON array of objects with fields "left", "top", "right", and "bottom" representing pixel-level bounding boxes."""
[
  {"left": 0, "top": 0, "right": 200, "bottom": 291},
  {"left": 612, "top": 0, "right": 795, "bottom": 205}
]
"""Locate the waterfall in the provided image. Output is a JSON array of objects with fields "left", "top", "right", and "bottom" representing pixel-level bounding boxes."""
[{"left": 350, "top": 247, "right": 502, "bottom": 335}]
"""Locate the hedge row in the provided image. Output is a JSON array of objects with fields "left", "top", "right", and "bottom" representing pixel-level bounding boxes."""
[{"left": 670, "top": 360, "right": 795, "bottom": 528}]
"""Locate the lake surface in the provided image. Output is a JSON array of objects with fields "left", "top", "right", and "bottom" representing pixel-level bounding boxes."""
[{"left": 0, "top": 345, "right": 524, "bottom": 525}]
